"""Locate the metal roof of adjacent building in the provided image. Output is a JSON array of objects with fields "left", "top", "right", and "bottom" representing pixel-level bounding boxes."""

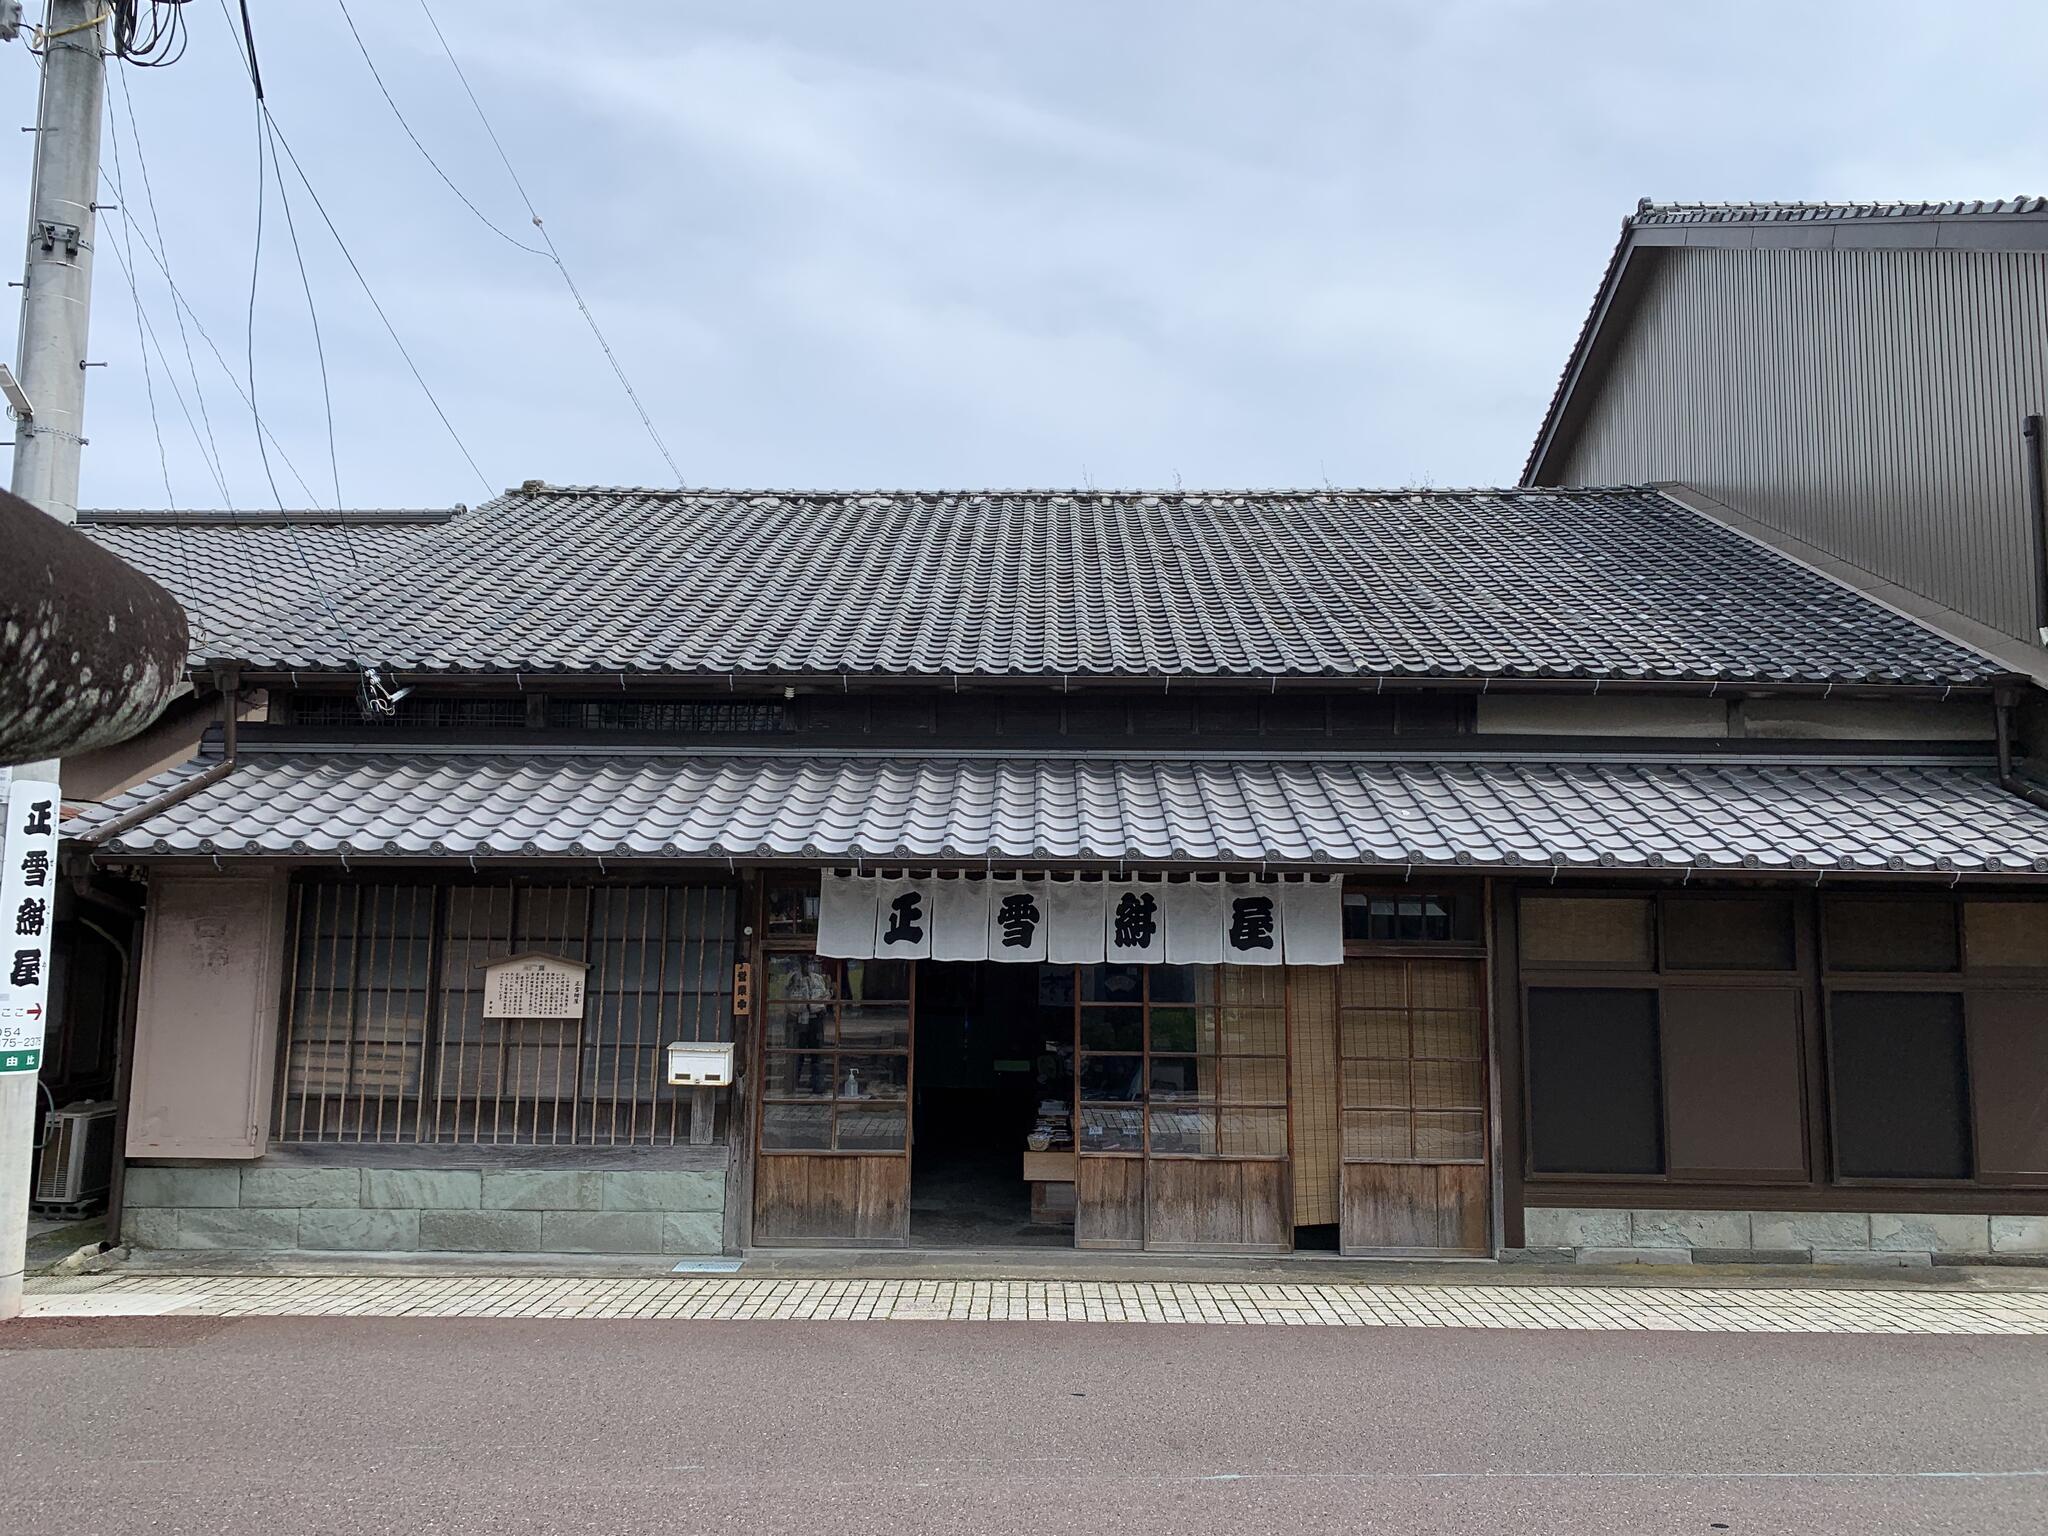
[
  {"left": 100, "top": 484, "right": 2007, "bottom": 687},
  {"left": 71, "top": 751, "right": 2048, "bottom": 874},
  {"left": 1630, "top": 198, "right": 2048, "bottom": 227},
  {"left": 1524, "top": 196, "right": 2048, "bottom": 485}
]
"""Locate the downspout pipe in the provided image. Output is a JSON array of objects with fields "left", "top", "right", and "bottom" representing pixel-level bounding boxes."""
[
  {"left": 80, "top": 665, "right": 240, "bottom": 850},
  {"left": 72, "top": 911, "right": 133, "bottom": 1247},
  {"left": 2027, "top": 414, "right": 2048, "bottom": 647},
  {"left": 1995, "top": 688, "right": 2048, "bottom": 814},
  {"left": 63, "top": 876, "right": 142, "bottom": 1246}
]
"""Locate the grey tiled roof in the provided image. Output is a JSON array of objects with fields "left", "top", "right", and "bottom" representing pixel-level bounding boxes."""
[
  {"left": 73, "top": 752, "right": 2048, "bottom": 874},
  {"left": 156, "top": 485, "right": 2003, "bottom": 685},
  {"left": 80, "top": 512, "right": 458, "bottom": 659}
]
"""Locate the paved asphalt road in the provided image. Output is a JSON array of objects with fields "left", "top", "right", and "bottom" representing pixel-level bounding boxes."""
[{"left": 2, "top": 1316, "right": 2044, "bottom": 1534}]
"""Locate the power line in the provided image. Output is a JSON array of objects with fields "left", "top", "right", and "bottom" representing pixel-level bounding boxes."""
[
  {"left": 262, "top": 119, "right": 494, "bottom": 498},
  {"left": 95, "top": 172, "right": 325, "bottom": 505},
  {"left": 216, "top": 0, "right": 493, "bottom": 498},
  {"left": 109, "top": 0, "right": 194, "bottom": 68},
  {"left": 241, "top": 95, "right": 290, "bottom": 515},
  {"left": 101, "top": 80, "right": 177, "bottom": 509},
  {"left": 262, "top": 109, "right": 346, "bottom": 530},
  {"left": 112, "top": 63, "right": 233, "bottom": 504},
  {"left": 96, "top": 228, "right": 231, "bottom": 528},
  {"left": 415, "top": 0, "right": 688, "bottom": 489},
  {"left": 216, "top": 0, "right": 370, "bottom": 668},
  {"left": 332, "top": 0, "right": 545, "bottom": 258}
]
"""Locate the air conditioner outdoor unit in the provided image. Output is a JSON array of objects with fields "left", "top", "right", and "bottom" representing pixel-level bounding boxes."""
[{"left": 33, "top": 1100, "right": 117, "bottom": 1213}]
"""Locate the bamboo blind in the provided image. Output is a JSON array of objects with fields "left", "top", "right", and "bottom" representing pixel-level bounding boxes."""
[{"left": 1288, "top": 966, "right": 1341, "bottom": 1225}]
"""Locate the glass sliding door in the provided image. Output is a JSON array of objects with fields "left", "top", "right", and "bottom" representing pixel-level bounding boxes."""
[
  {"left": 1073, "top": 964, "right": 1293, "bottom": 1253},
  {"left": 753, "top": 955, "right": 914, "bottom": 1245}
]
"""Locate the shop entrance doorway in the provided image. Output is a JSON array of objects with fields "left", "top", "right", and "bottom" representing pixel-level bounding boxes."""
[{"left": 909, "top": 962, "right": 1076, "bottom": 1248}]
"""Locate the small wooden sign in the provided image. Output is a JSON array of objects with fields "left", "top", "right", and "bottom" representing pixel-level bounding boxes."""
[
  {"left": 481, "top": 953, "right": 590, "bottom": 1020},
  {"left": 731, "top": 962, "right": 753, "bottom": 1016}
]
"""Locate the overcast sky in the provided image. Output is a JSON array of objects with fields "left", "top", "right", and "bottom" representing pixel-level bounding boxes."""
[{"left": 5, "top": 0, "right": 2045, "bottom": 510}]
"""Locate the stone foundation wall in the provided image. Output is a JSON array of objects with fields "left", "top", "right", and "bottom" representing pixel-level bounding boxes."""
[
  {"left": 1521, "top": 1207, "right": 2048, "bottom": 1267},
  {"left": 123, "top": 1164, "right": 727, "bottom": 1256}
]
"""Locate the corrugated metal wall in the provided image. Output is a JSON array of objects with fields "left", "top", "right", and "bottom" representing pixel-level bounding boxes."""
[{"left": 1559, "top": 246, "right": 2048, "bottom": 643}]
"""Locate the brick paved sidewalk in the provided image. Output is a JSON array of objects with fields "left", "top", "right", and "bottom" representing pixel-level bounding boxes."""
[{"left": 19, "top": 1273, "right": 2048, "bottom": 1332}]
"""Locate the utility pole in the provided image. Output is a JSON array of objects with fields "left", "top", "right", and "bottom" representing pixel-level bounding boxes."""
[{"left": 2, "top": 0, "right": 107, "bottom": 1322}]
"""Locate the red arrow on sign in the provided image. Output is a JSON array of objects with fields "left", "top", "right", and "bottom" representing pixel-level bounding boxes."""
[{"left": 24, "top": 1004, "right": 41, "bottom": 1021}]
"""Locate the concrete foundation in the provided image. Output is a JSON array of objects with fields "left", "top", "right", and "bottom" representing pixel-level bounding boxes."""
[
  {"left": 123, "top": 1162, "right": 728, "bottom": 1256},
  {"left": 1523, "top": 1206, "right": 2048, "bottom": 1266}
]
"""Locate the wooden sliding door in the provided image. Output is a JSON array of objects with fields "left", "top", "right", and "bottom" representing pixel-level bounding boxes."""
[
  {"left": 1338, "top": 957, "right": 1490, "bottom": 1256},
  {"left": 753, "top": 956, "right": 913, "bottom": 1246},
  {"left": 1076, "top": 965, "right": 1292, "bottom": 1254}
]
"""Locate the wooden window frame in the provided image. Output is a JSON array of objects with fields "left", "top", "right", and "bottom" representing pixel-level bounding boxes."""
[
  {"left": 1516, "top": 888, "right": 1814, "bottom": 1189},
  {"left": 1822, "top": 982, "right": 1974, "bottom": 1186},
  {"left": 1340, "top": 880, "right": 1488, "bottom": 961},
  {"left": 1077, "top": 965, "right": 1292, "bottom": 1164},
  {"left": 1510, "top": 885, "right": 2048, "bottom": 1208},
  {"left": 1338, "top": 956, "right": 1489, "bottom": 1169},
  {"left": 755, "top": 954, "right": 914, "bottom": 1159}
]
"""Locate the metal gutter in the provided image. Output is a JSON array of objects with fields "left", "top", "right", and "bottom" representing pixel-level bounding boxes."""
[
  {"left": 84, "top": 851, "right": 2048, "bottom": 884},
  {"left": 227, "top": 668, "right": 2009, "bottom": 699},
  {"left": 2026, "top": 414, "right": 2048, "bottom": 647},
  {"left": 208, "top": 740, "right": 2004, "bottom": 768}
]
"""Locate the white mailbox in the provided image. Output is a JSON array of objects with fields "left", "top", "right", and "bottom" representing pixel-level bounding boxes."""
[{"left": 666, "top": 1041, "right": 735, "bottom": 1087}]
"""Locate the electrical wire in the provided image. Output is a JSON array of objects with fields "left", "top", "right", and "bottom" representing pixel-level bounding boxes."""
[
  {"left": 102, "top": 80, "right": 177, "bottom": 509},
  {"left": 95, "top": 170, "right": 325, "bottom": 505},
  {"left": 215, "top": 0, "right": 493, "bottom": 499},
  {"left": 109, "top": 0, "right": 192, "bottom": 67},
  {"left": 98, "top": 235, "right": 236, "bottom": 563},
  {"left": 112, "top": 61, "right": 231, "bottom": 503},
  {"left": 332, "top": 0, "right": 545, "bottom": 258},
  {"left": 219, "top": 0, "right": 369, "bottom": 670},
  {"left": 415, "top": 0, "right": 688, "bottom": 489},
  {"left": 263, "top": 122, "right": 494, "bottom": 499},
  {"left": 241, "top": 94, "right": 288, "bottom": 515},
  {"left": 262, "top": 109, "right": 347, "bottom": 539}
]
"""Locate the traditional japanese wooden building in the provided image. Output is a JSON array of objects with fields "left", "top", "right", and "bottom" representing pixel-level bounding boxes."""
[{"left": 54, "top": 480, "right": 2048, "bottom": 1265}]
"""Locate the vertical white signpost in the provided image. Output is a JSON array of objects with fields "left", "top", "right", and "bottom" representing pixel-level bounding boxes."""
[
  {"left": 0, "top": 777, "right": 59, "bottom": 1320},
  {"left": 0, "top": 780, "right": 59, "bottom": 1076}
]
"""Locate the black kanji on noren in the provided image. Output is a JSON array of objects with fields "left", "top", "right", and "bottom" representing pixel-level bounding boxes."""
[
  {"left": 13, "top": 898, "right": 46, "bottom": 939},
  {"left": 1227, "top": 894, "right": 1277, "bottom": 951},
  {"left": 995, "top": 892, "right": 1041, "bottom": 948},
  {"left": 8, "top": 950, "right": 40, "bottom": 988},
  {"left": 19, "top": 799, "right": 53, "bottom": 838},
  {"left": 1113, "top": 890, "right": 1159, "bottom": 951},
  {"left": 18, "top": 850, "right": 49, "bottom": 888},
  {"left": 881, "top": 890, "right": 926, "bottom": 946}
]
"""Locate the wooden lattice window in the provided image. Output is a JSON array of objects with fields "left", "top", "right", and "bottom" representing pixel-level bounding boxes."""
[
  {"left": 277, "top": 880, "right": 736, "bottom": 1145},
  {"left": 1339, "top": 958, "right": 1486, "bottom": 1165}
]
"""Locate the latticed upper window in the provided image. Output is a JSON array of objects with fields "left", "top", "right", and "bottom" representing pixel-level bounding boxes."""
[
  {"left": 288, "top": 695, "right": 530, "bottom": 729},
  {"left": 544, "top": 699, "right": 788, "bottom": 733}
]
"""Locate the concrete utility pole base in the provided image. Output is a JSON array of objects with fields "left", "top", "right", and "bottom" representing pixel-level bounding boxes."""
[{"left": 3, "top": 0, "right": 109, "bottom": 1322}]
